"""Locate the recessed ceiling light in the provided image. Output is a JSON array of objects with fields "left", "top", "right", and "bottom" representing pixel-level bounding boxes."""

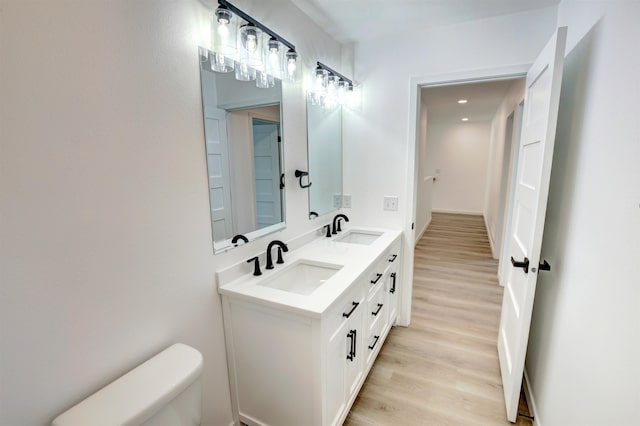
[
  {"left": 458, "top": 99, "right": 468, "bottom": 104},
  {"left": 461, "top": 117, "right": 469, "bottom": 122}
]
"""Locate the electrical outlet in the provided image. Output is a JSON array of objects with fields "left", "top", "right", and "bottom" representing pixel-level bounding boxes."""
[
  {"left": 333, "top": 194, "right": 343, "bottom": 208},
  {"left": 343, "top": 194, "right": 352, "bottom": 209},
  {"left": 383, "top": 196, "right": 399, "bottom": 211}
]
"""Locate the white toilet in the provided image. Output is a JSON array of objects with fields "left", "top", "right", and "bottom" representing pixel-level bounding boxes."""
[{"left": 52, "top": 343, "right": 203, "bottom": 426}]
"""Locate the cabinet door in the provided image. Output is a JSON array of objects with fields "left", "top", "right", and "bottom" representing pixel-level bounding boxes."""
[
  {"left": 344, "top": 307, "right": 364, "bottom": 398},
  {"left": 326, "top": 326, "right": 347, "bottom": 426},
  {"left": 386, "top": 250, "right": 400, "bottom": 326}
]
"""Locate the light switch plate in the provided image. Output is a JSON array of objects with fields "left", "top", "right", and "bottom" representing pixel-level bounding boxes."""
[
  {"left": 343, "top": 195, "right": 352, "bottom": 209},
  {"left": 383, "top": 196, "right": 399, "bottom": 211}
]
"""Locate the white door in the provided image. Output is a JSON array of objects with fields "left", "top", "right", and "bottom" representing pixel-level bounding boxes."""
[
  {"left": 252, "top": 119, "right": 282, "bottom": 229},
  {"left": 204, "top": 108, "right": 234, "bottom": 241},
  {"left": 498, "top": 26, "right": 567, "bottom": 422}
]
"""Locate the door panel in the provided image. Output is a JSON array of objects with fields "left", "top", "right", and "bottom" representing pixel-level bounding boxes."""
[{"left": 498, "top": 26, "right": 567, "bottom": 422}]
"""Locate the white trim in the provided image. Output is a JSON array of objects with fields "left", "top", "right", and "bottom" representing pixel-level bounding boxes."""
[
  {"left": 483, "top": 214, "right": 498, "bottom": 259},
  {"left": 523, "top": 368, "right": 542, "bottom": 426},
  {"left": 414, "top": 216, "right": 431, "bottom": 246},
  {"left": 432, "top": 208, "right": 484, "bottom": 215},
  {"left": 402, "top": 63, "right": 531, "bottom": 330}
]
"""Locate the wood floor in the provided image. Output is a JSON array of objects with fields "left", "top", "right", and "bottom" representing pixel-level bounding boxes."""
[{"left": 344, "top": 213, "right": 532, "bottom": 426}]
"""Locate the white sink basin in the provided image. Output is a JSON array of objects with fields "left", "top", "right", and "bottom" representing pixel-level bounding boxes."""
[
  {"left": 334, "top": 230, "right": 383, "bottom": 245},
  {"left": 257, "top": 259, "right": 342, "bottom": 296}
]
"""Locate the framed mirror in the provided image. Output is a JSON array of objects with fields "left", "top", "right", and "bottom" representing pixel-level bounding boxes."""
[
  {"left": 307, "top": 99, "right": 343, "bottom": 217},
  {"left": 199, "top": 56, "right": 285, "bottom": 253}
]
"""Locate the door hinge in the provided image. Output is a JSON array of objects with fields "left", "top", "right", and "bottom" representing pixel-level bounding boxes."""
[
  {"left": 277, "top": 136, "right": 282, "bottom": 142},
  {"left": 411, "top": 222, "right": 415, "bottom": 230}
]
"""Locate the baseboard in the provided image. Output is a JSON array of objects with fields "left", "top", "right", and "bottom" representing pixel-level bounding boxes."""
[
  {"left": 523, "top": 368, "right": 542, "bottom": 426},
  {"left": 432, "top": 208, "right": 483, "bottom": 215},
  {"left": 483, "top": 214, "right": 498, "bottom": 259},
  {"left": 415, "top": 216, "right": 431, "bottom": 246}
]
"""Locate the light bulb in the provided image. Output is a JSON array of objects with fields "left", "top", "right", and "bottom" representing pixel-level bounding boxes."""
[
  {"left": 217, "top": 22, "right": 229, "bottom": 38},
  {"left": 286, "top": 50, "right": 297, "bottom": 81}
]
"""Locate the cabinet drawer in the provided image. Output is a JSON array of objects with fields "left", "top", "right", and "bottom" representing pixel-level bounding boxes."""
[
  {"left": 325, "top": 281, "right": 364, "bottom": 338},
  {"left": 367, "top": 282, "right": 386, "bottom": 332}
]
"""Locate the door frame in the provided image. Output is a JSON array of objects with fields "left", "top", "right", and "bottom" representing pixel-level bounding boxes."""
[{"left": 399, "top": 64, "right": 531, "bottom": 327}]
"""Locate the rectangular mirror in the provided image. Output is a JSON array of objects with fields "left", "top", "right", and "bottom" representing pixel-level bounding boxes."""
[
  {"left": 200, "top": 56, "right": 285, "bottom": 253},
  {"left": 307, "top": 99, "right": 343, "bottom": 218}
]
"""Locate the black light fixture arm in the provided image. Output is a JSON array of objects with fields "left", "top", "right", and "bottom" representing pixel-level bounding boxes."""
[
  {"left": 217, "top": 0, "right": 296, "bottom": 51},
  {"left": 316, "top": 61, "right": 353, "bottom": 86}
]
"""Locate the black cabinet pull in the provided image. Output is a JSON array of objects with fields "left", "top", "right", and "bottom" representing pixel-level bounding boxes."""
[
  {"left": 368, "top": 335, "right": 380, "bottom": 350},
  {"left": 371, "top": 273, "right": 383, "bottom": 285},
  {"left": 372, "top": 303, "right": 383, "bottom": 316},
  {"left": 511, "top": 256, "right": 530, "bottom": 274},
  {"left": 347, "top": 329, "right": 357, "bottom": 361},
  {"left": 389, "top": 272, "right": 396, "bottom": 294},
  {"left": 342, "top": 302, "right": 359, "bottom": 318},
  {"left": 539, "top": 260, "right": 551, "bottom": 271},
  {"left": 388, "top": 254, "right": 397, "bottom": 263}
]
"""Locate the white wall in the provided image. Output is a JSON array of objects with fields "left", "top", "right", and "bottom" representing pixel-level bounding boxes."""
[
  {"left": 426, "top": 121, "right": 491, "bottom": 214},
  {"left": 525, "top": 1, "right": 640, "bottom": 424},
  {"left": 484, "top": 79, "right": 525, "bottom": 256},
  {"left": 0, "top": 1, "right": 342, "bottom": 425},
  {"left": 344, "top": 7, "right": 557, "bottom": 230}
]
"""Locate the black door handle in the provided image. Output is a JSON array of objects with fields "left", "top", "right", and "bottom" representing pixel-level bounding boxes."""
[
  {"left": 388, "top": 254, "right": 397, "bottom": 263},
  {"left": 389, "top": 272, "right": 396, "bottom": 294},
  {"left": 371, "top": 273, "right": 383, "bottom": 285},
  {"left": 342, "top": 302, "right": 359, "bottom": 318},
  {"left": 372, "top": 303, "right": 383, "bottom": 316},
  {"left": 539, "top": 260, "right": 551, "bottom": 271},
  {"left": 347, "top": 329, "right": 356, "bottom": 361},
  {"left": 368, "top": 335, "right": 380, "bottom": 350},
  {"left": 511, "top": 256, "right": 529, "bottom": 273}
]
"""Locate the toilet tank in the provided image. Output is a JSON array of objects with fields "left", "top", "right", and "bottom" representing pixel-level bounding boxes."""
[{"left": 52, "top": 343, "right": 203, "bottom": 426}]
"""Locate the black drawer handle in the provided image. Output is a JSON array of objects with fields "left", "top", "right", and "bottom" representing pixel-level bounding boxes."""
[
  {"left": 388, "top": 254, "right": 397, "bottom": 263},
  {"left": 347, "top": 329, "right": 357, "bottom": 361},
  {"left": 368, "top": 335, "right": 380, "bottom": 350},
  {"left": 389, "top": 272, "right": 396, "bottom": 294},
  {"left": 372, "top": 303, "right": 383, "bottom": 316},
  {"left": 371, "top": 273, "right": 383, "bottom": 285},
  {"left": 342, "top": 301, "right": 359, "bottom": 318},
  {"left": 511, "top": 256, "right": 530, "bottom": 273}
]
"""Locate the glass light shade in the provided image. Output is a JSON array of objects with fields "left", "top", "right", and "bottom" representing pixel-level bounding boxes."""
[
  {"left": 263, "top": 37, "right": 284, "bottom": 79},
  {"left": 324, "top": 75, "right": 338, "bottom": 108},
  {"left": 211, "top": 7, "right": 237, "bottom": 56},
  {"left": 238, "top": 24, "right": 263, "bottom": 68},
  {"left": 210, "top": 51, "right": 235, "bottom": 73},
  {"left": 285, "top": 49, "right": 298, "bottom": 81},
  {"left": 313, "top": 67, "right": 327, "bottom": 97},
  {"left": 235, "top": 62, "right": 256, "bottom": 81},
  {"left": 256, "top": 70, "right": 276, "bottom": 89},
  {"left": 337, "top": 79, "right": 347, "bottom": 105}
]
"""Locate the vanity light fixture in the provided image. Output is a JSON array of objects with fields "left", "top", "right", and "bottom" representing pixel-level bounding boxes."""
[
  {"left": 206, "top": 0, "right": 299, "bottom": 86},
  {"left": 311, "top": 62, "right": 357, "bottom": 109}
]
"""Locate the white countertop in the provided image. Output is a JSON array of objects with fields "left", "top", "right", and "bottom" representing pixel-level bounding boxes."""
[{"left": 218, "top": 227, "right": 402, "bottom": 318}]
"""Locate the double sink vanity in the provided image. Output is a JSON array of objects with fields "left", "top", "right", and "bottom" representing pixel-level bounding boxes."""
[{"left": 218, "top": 223, "right": 402, "bottom": 426}]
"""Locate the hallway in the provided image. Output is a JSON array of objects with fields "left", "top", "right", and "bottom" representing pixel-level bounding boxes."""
[{"left": 344, "top": 213, "right": 532, "bottom": 425}]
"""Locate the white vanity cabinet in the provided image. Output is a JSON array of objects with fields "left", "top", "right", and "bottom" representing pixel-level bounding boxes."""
[{"left": 219, "top": 230, "right": 402, "bottom": 426}]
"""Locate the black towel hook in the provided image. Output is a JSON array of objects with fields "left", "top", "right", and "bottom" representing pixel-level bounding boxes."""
[{"left": 294, "top": 170, "right": 312, "bottom": 189}]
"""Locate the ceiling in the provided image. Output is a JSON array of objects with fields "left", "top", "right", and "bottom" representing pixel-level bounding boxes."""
[
  {"left": 289, "top": 0, "right": 560, "bottom": 43},
  {"left": 422, "top": 78, "right": 522, "bottom": 124}
]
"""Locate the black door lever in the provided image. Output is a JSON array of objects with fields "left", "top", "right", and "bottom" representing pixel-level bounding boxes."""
[
  {"left": 511, "top": 256, "right": 530, "bottom": 273},
  {"left": 539, "top": 260, "right": 551, "bottom": 271}
]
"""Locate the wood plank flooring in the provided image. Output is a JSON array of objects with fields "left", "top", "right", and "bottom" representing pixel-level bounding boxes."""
[{"left": 344, "top": 213, "right": 532, "bottom": 426}]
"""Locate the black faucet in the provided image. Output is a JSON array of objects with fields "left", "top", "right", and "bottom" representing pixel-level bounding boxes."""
[
  {"left": 247, "top": 256, "right": 262, "bottom": 276},
  {"left": 324, "top": 224, "right": 332, "bottom": 238},
  {"left": 332, "top": 214, "right": 349, "bottom": 234},
  {"left": 266, "top": 240, "right": 288, "bottom": 270}
]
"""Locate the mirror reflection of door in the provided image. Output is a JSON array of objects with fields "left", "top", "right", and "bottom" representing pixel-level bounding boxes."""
[
  {"left": 252, "top": 118, "right": 282, "bottom": 229},
  {"left": 204, "top": 104, "right": 234, "bottom": 240}
]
